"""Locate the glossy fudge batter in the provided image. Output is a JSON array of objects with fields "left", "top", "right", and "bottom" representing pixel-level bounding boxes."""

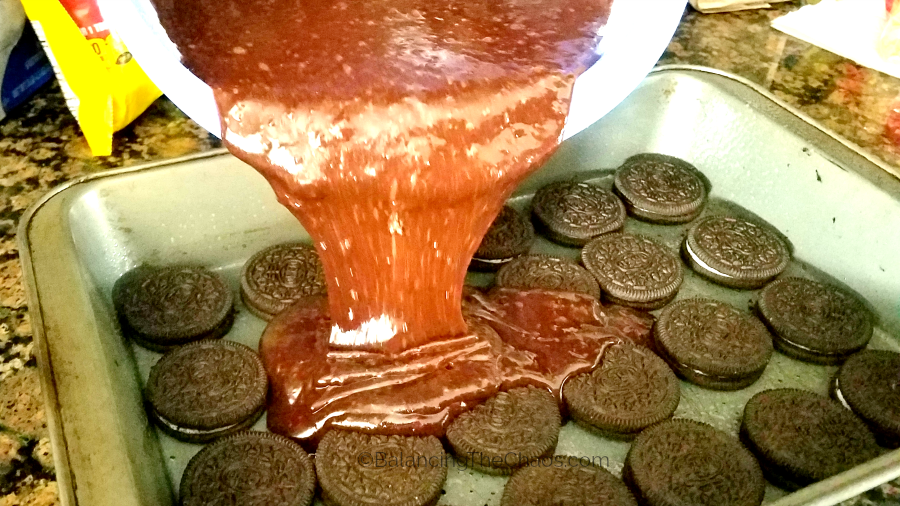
[{"left": 153, "top": 0, "right": 646, "bottom": 441}]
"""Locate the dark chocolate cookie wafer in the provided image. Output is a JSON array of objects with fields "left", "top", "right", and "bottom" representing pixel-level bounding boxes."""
[
  {"left": 471, "top": 205, "right": 536, "bottom": 271},
  {"left": 613, "top": 153, "right": 708, "bottom": 223},
  {"left": 112, "top": 264, "right": 152, "bottom": 316},
  {"left": 496, "top": 255, "right": 600, "bottom": 299},
  {"left": 447, "top": 386, "right": 561, "bottom": 474},
  {"left": 115, "top": 265, "right": 234, "bottom": 351},
  {"left": 317, "top": 430, "right": 447, "bottom": 506},
  {"left": 563, "top": 343, "right": 679, "bottom": 439},
  {"left": 531, "top": 181, "right": 626, "bottom": 246},
  {"left": 758, "top": 277, "right": 873, "bottom": 365},
  {"left": 145, "top": 340, "right": 267, "bottom": 443},
  {"left": 684, "top": 215, "right": 790, "bottom": 289},
  {"left": 741, "top": 389, "right": 881, "bottom": 491},
  {"left": 654, "top": 299, "right": 773, "bottom": 390},
  {"left": 625, "top": 419, "right": 765, "bottom": 506},
  {"left": 180, "top": 431, "right": 315, "bottom": 506},
  {"left": 240, "top": 242, "right": 326, "bottom": 320},
  {"left": 581, "top": 233, "right": 683, "bottom": 309},
  {"left": 833, "top": 350, "right": 900, "bottom": 448},
  {"left": 501, "top": 457, "right": 638, "bottom": 506}
]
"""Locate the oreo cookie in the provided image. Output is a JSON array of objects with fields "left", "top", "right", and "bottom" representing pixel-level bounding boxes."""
[
  {"left": 240, "top": 242, "right": 326, "bottom": 320},
  {"left": 654, "top": 299, "right": 773, "bottom": 390},
  {"left": 496, "top": 254, "right": 600, "bottom": 299},
  {"left": 180, "top": 431, "right": 315, "bottom": 506},
  {"left": 112, "top": 264, "right": 152, "bottom": 316},
  {"left": 741, "top": 389, "right": 881, "bottom": 491},
  {"left": 316, "top": 430, "right": 447, "bottom": 506},
  {"left": 531, "top": 181, "right": 626, "bottom": 246},
  {"left": 501, "top": 457, "right": 637, "bottom": 506},
  {"left": 446, "top": 386, "right": 561, "bottom": 474},
  {"left": 613, "top": 153, "right": 708, "bottom": 223},
  {"left": 684, "top": 216, "right": 790, "bottom": 289},
  {"left": 145, "top": 340, "right": 267, "bottom": 443},
  {"left": 757, "top": 277, "right": 873, "bottom": 365},
  {"left": 581, "top": 233, "right": 683, "bottom": 310},
  {"left": 471, "top": 205, "right": 536, "bottom": 271},
  {"left": 114, "top": 265, "right": 234, "bottom": 351},
  {"left": 563, "top": 343, "right": 679, "bottom": 439},
  {"left": 833, "top": 350, "right": 900, "bottom": 448},
  {"left": 625, "top": 419, "right": 765, "bottom": 506}
]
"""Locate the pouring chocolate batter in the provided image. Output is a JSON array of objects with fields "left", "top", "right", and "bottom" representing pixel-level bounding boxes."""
[{"left": 153, "top": 0, "right": 652, "bottom": 440}]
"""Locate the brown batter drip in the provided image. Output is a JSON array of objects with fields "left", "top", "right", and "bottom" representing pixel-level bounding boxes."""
[
  {"left": 221, "top": 74, "right": 573, "bottom": 352},
  {"left": 153, "top": 0, "right": 627, "bottom": 439},
  {"left": 261, "top": 288, "right": 653, "bottom": 441},
  {"left": 155, "top": 0, "right": 612, "bottom": 351}
]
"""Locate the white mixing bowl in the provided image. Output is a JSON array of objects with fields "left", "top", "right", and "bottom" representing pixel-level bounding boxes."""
[{"left": 97, "top": 0, "right": 686, "bottom": 140}]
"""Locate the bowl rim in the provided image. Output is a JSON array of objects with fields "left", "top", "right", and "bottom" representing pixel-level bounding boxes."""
[{"left": 96, "top": 0, "right": 687, "bottom": 139}]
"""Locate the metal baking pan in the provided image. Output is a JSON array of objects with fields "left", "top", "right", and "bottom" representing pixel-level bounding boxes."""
[{"left": 18, "top": 65, "right": 900, "bottom": 506}]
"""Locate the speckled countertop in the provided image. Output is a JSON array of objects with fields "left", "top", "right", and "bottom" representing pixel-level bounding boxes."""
[{"left": 0, "top": 3, "right": 899, "bottom": 505}]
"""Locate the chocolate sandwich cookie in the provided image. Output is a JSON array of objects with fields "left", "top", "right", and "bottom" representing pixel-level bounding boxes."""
[
  {"left": 496, "top": 254, "right": 600, "bottom": 299},
  {"left": 112, "top": 264, "right": 152, "bottom": 316},
  {"left": 741, "top": 389, "right": 881, "bottom": 491},
  {"left": 654, "top": 299, "right": 773, "bottom": 390},
  {"left": 581, "top": 232, "right": 683, "bottom": 310},
  {"left": 531, "top": 181, "right": 626, "bottom": 246},
  {"left": 625, "top": 419, "right": 765, "bottom": 506},
  {"left": 833, "top": 350, "right": 900, "bottom": 448},
  {"left": 240, "top": 242, "right": 326, "bottom": 320},
  {"left": 145, "top": 340, "right": 267, "bottom": 443},
  {"left": 471, "top": 205, "right": 536, "bottom": 271},
  {"left": 613, "top": 153, "right": 708, "bottom": 224},
  {"left": 316, "top": 430, "right": 447, "bottom": 506},
  {"left": 446, "top": 386, "right": 561, "bottom": 474},
  {"left": 757, "top": 277, "right": 873, "bottom": 365},
  {"left": 684, "top": 215, "right": 790, "bottom": 289},
  {"left": 563, "top": 343, "right": 680, "bottom": 439},
  {"left": 115, "top": 265, "right": 234, "bottom": 351},
  {"left": 180, "top": 431, "right": 315, "bottom": 506},
  {"left": 501, "top": 457, "right": 637, "bottom": 506}
]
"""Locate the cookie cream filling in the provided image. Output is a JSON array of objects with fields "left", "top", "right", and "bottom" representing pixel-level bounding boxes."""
[{"left": 683, "top": 239, "right": 737, "bottom": 281}]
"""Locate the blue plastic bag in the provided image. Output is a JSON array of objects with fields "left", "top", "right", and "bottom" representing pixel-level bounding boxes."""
[{"left": 1, "top": 0, "right": 53, "bottom": 121}]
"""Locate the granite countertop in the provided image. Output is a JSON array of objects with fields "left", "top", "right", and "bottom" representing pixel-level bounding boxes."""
[{"left": 1, "top": 3, "right": 899, "bottom": 505}]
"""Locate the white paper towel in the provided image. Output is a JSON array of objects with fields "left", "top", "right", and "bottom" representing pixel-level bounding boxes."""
[
  {"left": 772, "top": 0, "right": 900, "bottom": 79},
  {"left": 689, "top": 0, "right": 789, "bottom": 14}
]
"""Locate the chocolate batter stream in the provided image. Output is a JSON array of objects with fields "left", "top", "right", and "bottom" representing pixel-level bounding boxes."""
[{"left": 154, "top": 0, "right": 652, "bottom": 441}]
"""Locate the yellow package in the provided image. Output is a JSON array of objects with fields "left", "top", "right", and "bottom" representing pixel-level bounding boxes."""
[
  {"left": 880, "top": 0, "right": 900, "bottom": 64},
  {"left": 20, "top": 0, "right": 161, "bottom": 156}
]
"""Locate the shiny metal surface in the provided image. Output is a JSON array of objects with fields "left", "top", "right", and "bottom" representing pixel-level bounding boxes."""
[{"left": 18, "top": 66, "right": 900, "bottom": 506}]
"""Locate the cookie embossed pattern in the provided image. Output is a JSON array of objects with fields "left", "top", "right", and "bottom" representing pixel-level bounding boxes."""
[
  {"left": 180, "top": 431, "right": 316, "bottom": 506},
  {"left": 501, "top": 459, "right": 638, "bottom": 506},
  {"left": 114, "top": 266, "right": 235, "bottom": 351},
  {"left": 531, "top": 182, "right": 627, "bottom": 246},
  {"left": 564, "top": 343, "right": 680, "bottom": 439},
  {"left": 613, "top": 153, "right": 708, "bottom": 223},
  {"left": 240, "top": 242, "right": 327, "bottom": 320},
  {"left": 145, "top": 340, "right": 268, "bottom": 443},
  {"left": 496, "top": 255, "right": 600, "bottom": 299},
  {"left": 581, "top": 232, "right": 683, "bottom": 309},
  {"left": 471, "top": 206, "right": 536, "bottom": 272},
  {"left": 833, "top": 350, "right": 900, "bottom": 448},
  {"left": 741, "top": 389, "right": 882, "bottom": 491},
  {"left": 447, "top": 386, "right": 561, "bottom": 475},
  {"left": 654, "top": 298, "right": 774, "bottom": 390},
  {"left": 316, "top": 431, "right": 447, "bottom": 506},
  {"left": 684, "top": 216, "right": 791, "bottom": 289},
  {"left": 625, "top": 419, "right": 766, "bottom": 506},
  {"left": 758, "top": 277, "right": 873, "bottom": 365}
]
